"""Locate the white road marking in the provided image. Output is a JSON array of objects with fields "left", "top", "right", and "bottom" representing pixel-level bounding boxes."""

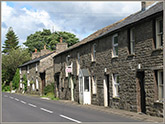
[
  {"left": 9, "top": 96, "right": 14, "bottom": 99},
  {"left": 28, "top": 103, "right": 37, "bottom": 108},
  {"left": 60, "top": 114, "right": 82, "bottom": 123},
  {"left": 4, "top": 95, "right": 8, "bottom": 97},
  {"left": 20, "top": 100, "right": 26, "bottom": 104},
  {"left": 14, "top": 98, "right": 19, "bottom": 101},
  {"left": 40, "top": 108, "right": 53, "bottom": 114}
]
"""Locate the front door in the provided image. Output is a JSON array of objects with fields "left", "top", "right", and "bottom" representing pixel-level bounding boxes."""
[
  {"left": 83, "top": 76, "right": 91, "bottom": 104},
  {"left": 104, "top": 75, "right": 109, "bottom": 107},
  {"left": 40, "top": 72, "right": 45, "bottom": 94},
  {"left": 136, "top": 71, "right": 146, "bottom": 113}
]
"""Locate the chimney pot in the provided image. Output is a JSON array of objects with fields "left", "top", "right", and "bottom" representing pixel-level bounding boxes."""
[
  {"left": 44, "top": 45, "right": 46, "bottom": 50},
  {"left": 141, "top": 1, "right": 146, "bottom": 11},
  {"left": 60, "top": 37, "right": 63, "bottom": 43},
  {"left": 35, "top": 48, "right": 37, "bottom": 53}
]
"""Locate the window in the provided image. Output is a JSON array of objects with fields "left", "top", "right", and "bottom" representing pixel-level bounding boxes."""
[
  {"left": 112, "top": 74, "right": 119, "bottom": 98},
  {"left": 28, "top": 80, "right": 30, "bottom": 86},
  {"left": 36, "top": 78, "right": 39, "bottom": 90},
  {"left": 77, "top": 53, "right": 80, "bottom": 75},
  {"left": 84, "top": 77, "right": 89, "bottom": 92},
  {"left": 19, "top": 68, "right": 22, "bottom": 74},
  {"left": 92, "top": 76, "right": 97, "bottom": 94},
  {"left": 155, "top": 70, "right": 163, "bottom": 101},
  {"left": 91, "top": 44, "right": 96, "bottom": 61},
  {"left": 27, "top": 65, "right": 29, "bottom": 73},
  {"left": 112, "top": 34, "right": 118, "bottom": 57},
  {"left": 36, "top": 63, "right": 38, "bottom": 72},
  {"left": 20, "top": 79, "right": 22, "bottom": 88},
  {"left": 155, "top": 17, "right": 163, "bottom": 48},
  {"left": 129, "top": 28, "right": 135, "bottom": 54}
]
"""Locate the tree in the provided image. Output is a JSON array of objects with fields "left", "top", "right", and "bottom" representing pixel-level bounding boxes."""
[
  {"left": 2, "top": 48, "right": 31, "bottom": 85},
  {"left": 2, "top": 27, "right": 19, "bottom": 54},
  {"left": 24, "top": 29, "right": 79, "bottom": 53},
  {"left": 12, "top": 68, "right": 20, "bottom": 90}
]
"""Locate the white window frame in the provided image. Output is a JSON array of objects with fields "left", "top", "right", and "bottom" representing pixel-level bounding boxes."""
[
  {"left": 20, "top": 79, "right": 22, "bottom": 88},
  {"left": 77, "top": 53, "right": 80, "bottom": 75},
  {"left": 36, "top": 63, "right": 38, "bottom": 72},
  {"left": 36, "top": 78, "right": 39, "bottom": 90},
  {"left": 92, "top": 76, "right": 97, "bottom": 94},
  {"left": 130, "top": 28, "right": 135, "bottom": 54},
  {"left": 19, "top": 68, "right": 22, "bottom": 74},
  {"left": 91, "top": 44, "right": 96, "bottom": 62},
  {"left": 27, "top": 65, "right": 29, "bottom": 74},
  {"left": 157, "top": 70, "right": 163, "bottom": 101},
  {"left": 156, "top": 17, "right": 163, "bottom": 49},
  {"left": 112, "top": 34, "right": 118, "bottom": 57},
  {"left": 27, "top": 80, "right": 30, "bottom": 87},
  {"left": 112, "top": 74, "right": 119, "bottom": 98}
]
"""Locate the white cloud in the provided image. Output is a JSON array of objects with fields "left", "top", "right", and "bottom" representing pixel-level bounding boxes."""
[
  {"left": 2, "top": 2, "right": 62, "bottom": 46},
  {"left": 2, "top": 1, "right": 141, "bottom": 46}
]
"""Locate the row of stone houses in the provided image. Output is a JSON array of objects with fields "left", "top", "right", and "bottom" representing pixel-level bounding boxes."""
[
  {"left": 18, "top": 38, "right": 67, "bottom": 95},
  {"left": 53, "top": 2, "right": 163, "bottom": 117},
  {"left": 19, "top": 1, "right": 163, "bottom": 117}
]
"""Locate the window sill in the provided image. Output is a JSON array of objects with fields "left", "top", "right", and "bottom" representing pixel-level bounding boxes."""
[
  {"left": 152, "top": 47, "right": 163, "bottom": 52},
  {"left": 113, "top": 97, "right": 120, "bottom": 100},
  {"left": 91, "top": 60, "right": 96, "bottom": 63},
  {"left": 112, "top": 56, "right": 118, "bottom": 59},
  {"left": 128, "top": 54, "right": 135, "bottom": 57},
  {"left": 154, "top": 100, "right": 163, "bottom": 104}
]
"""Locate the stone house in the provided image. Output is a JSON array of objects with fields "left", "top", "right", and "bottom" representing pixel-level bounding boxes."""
[
  {"left": 53, "top": 2, "right": 163, "bottom": 117},
  {"left": 19, "top": 38, "right": 67, "bottom": 95}
]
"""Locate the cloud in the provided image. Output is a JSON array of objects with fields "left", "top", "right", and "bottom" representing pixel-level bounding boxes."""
[{"left": 2, "top": 1, "right": 141, "bottom": 47}]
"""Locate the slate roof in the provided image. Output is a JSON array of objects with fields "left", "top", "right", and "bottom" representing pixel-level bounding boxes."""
[
  {"left": 19, "top": 51, "right": 55, "bottom": 68},
  {"left": 53, "top": 2, "right": 163, "bottom": 58}
]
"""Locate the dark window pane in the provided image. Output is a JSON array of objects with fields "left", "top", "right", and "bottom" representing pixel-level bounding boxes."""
[
  {"left": 84, "top": 77, "right": 89, "bottom": 91},
  {"left": 114, "top": 36, "right": 118, "bottom": 44}
]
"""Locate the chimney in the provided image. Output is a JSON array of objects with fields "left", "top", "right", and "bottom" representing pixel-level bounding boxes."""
[
  {"left": 32, "top": 48, "right": 40, "bottom": 59},
  {"left": 35, "top": 48, "right": 37, "bottom": 53},
  {"left": 60, "top": 37, "right": 63, "bottom": 43},
  {"left": 56, "top": 37, "right": 68, "bottom": 53},
  {"left": 141, "top": 1, "right": 157, "bottom": 11}
]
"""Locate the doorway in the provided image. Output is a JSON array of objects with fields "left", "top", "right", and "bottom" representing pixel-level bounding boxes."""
[
  {"left": 79, "top": 69, "right": 91, "bottom": 105},
  {"left": 40, "top": 72, "right": 45, "bottom": 94},
  {"left": 136, "top": 71, "right": 146, "bottom": 113},
  {"left": 104, "top": 75, "right": 109, "bottom": 107}
]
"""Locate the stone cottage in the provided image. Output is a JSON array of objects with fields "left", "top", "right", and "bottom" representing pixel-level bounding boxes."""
[
  {"left": 19, "top": 38, "right": 67, "bottom": 95},
  {"left": 53, "top": 2, "right": 163, "bottom": 117}
]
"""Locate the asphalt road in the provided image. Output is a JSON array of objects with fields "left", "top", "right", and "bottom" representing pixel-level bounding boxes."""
[{"left": 2, "top": 92, "right": 140, "bottom": 122}]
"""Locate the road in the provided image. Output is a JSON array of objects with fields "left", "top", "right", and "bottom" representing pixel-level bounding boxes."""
[{"left": 2, "top": 92, "right": 140, "bottom": 122}]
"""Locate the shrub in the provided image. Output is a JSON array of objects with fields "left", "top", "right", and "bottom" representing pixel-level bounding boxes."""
[
  {"left": 12, "top": 68, "right": 20, "bottom": 90},
  {"left": 43, "top": 83, "right": 55, "bottom": 95},
  {"left": 2, "top": 85, "right": 11, "bottom": 92}
]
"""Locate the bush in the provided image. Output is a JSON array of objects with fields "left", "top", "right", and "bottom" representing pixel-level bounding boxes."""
[
  {"left": 2, "top": 85, "right": 11, "bottom": 92},
  {"left": 12, "top": 68, "right": 20, "bottom": 90},
  {"left": 43, "top": 83, "right": 55, "bottom": 95}
]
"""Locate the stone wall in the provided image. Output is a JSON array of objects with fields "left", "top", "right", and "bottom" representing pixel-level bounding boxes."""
[{"left": 53, "top": 13, "right": 163, "bottom": 117}]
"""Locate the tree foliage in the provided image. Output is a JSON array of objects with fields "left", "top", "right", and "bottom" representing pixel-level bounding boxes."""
[
  {"left": 23, "top": 29, "right": 79, "bottom": 53},
  {"left": 2, "top": 48, "right": 31, "bottom": 84},
  {"left": 2, "top": 27, "right": 19, "bottom": 54},
  {"left": 12, "top": 68, "right": 20, "bottom": 90}
]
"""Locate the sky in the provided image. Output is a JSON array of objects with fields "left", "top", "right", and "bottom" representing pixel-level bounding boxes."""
[{"left": 1, "top": 1, "right": 141, "bottom": 48}]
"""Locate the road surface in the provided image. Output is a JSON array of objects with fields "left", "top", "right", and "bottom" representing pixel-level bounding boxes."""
[{"left": 2, "top": 92, "right": 140, "bottom": 122}]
